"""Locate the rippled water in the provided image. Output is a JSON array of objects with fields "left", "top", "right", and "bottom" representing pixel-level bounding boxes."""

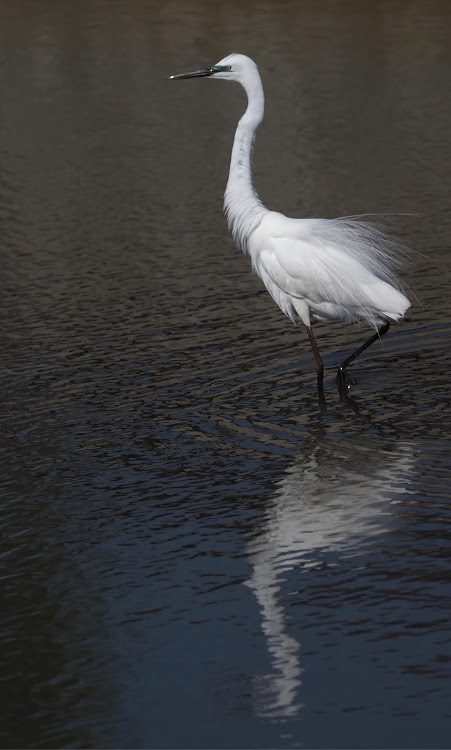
[{"left": 1, "top": 1, "right": 451, "bottom": 747}]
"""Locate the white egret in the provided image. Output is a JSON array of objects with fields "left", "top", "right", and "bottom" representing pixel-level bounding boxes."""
[{"left": 170, "top": 54, "right": 411, "bottom": 396}]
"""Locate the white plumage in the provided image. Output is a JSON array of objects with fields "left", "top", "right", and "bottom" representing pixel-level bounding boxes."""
[{"left": 171, "top": 53, "right": 411, "bottom": 396}]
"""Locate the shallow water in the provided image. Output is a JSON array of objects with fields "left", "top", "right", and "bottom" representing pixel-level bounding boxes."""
[{"left": 1, "top": 1, "right": 451, "bottom": 747}]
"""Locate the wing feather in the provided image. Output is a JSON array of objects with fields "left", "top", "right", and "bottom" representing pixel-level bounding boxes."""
[{"left": 248, "top": 213, "right": 410, "bottom": 325}]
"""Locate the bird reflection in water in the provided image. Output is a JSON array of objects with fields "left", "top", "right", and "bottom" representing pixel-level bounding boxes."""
[{"left": 245, "top": 436, "right": 414, "bottom": 718}]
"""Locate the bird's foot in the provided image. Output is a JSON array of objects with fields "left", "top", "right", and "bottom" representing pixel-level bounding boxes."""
[{"left": 336, "top": 367, "right": 356, "bottom": 395}]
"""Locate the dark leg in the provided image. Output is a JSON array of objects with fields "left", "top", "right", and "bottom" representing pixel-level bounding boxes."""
[
  {"left": 337, "top": 321, "right": 390, "bottom": 390},
  {"left": 306, "top": 325, "right": 326, "bottom": 407}
]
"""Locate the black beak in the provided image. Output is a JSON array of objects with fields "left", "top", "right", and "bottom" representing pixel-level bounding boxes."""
[{"left": 170, "top": 67, "right": 213, "bottom": 80}]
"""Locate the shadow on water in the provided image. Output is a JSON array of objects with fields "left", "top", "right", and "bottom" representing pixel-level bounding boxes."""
[{"left": 246, "top": 431, "right": 415, "bottom": 719}]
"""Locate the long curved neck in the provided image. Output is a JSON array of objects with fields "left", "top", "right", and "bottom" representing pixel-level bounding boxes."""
[{"left": 223, "top": 71, "right": 267, "bottom": 253}]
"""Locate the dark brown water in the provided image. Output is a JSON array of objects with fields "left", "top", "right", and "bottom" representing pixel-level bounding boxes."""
[{"left": 1, "top": 1, "right": 451, "bottom": 747}]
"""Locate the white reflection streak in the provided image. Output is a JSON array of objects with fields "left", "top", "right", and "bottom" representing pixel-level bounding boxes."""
[{"left": 246, "top": 439, "right": 414, "bottom": 719}]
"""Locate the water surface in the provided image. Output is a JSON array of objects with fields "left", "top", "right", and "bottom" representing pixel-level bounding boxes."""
[{"left": 1, "top": 1, "right": 451, "bottom": 747}]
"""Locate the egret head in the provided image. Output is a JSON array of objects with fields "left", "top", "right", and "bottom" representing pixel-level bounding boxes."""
[{"left": 170, "top": 53, "right": 259, "bottom": 85}]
